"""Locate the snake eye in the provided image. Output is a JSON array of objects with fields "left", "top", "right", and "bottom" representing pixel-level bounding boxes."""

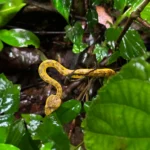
[{"left": 45, "top": 94, "right": 62, "bottom": 115}]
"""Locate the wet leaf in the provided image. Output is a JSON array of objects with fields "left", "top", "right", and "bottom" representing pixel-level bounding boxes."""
[
  {"left": 6, "top": 119, "right": 26, "bottom": 146},
  {"left": 0, "top": 29, "right": 40, "bottom": 48},
  {"left": 56, "top": 99, "right": 81, "bottom": 124},
  {"left": 84, "top": 56, "right": 150, "bottom": 150},
  {"left": 105, "top": 28, "right": 146, "bottom": 60},
  {"left": 0, "top": 144, "right": 20, "bottom": 150},
  {"left": 141, "top": 3, "right": 150, "bottom": 24},
  {"left": 93, "top": 44, "right": 108, "bottom": 62},
  {"left": 65, "top": 22, "right": 88, "bottom": 53},
  {"left": 22, "top": 114, "right": 43, "bottom": 140},
  {"left": 0, "top": 0, "right": 26, "bottom": 27},
  {"left": 0, "top": 74, "right": 20, "bottom": 143},
  {"left": 52, "top": 0, "right": 72, "bottom": 22},
  {"left": 86, "top": 8, "right": 98, "bottom": 30},
  {"left": 37, "top": 114, "right": 70, "bottom": 150}
]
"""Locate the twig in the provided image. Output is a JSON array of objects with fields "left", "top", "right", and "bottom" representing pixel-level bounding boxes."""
[{"left": 115, "top": 0, "right": 150, "bottom": 48}]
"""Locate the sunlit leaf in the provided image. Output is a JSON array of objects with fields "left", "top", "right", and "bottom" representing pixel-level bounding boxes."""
[
  {"left": 0, "top": 29, "right": 40, "bottom": 48},
  {"left": 0, "top": 0, "right": 26, "bottom": 27},
  {"left": 141, "top": 2, "right": 150, "bottom": 24},
  {"left": 52, "top": 0, "right": 72, "bottom": 22},
  {"left": 0, "top": 144, "right": 20, "bottom": 150},
  {"left": 56, "top": 99, "right": 81, "bottom": 124},
  {"left": 93, "top": 44, "right": 108, "bottom": 62},
  {"left": 84, "top": 56, "right": 150, "bottom": 150}
]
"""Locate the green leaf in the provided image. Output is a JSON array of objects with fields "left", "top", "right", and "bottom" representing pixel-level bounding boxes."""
[
  {"left": 0, "top": 29, "right": 40, "bottom": 48},
  {"left": 86, "top": 8, "right": 98, "bottom": 30},
  {"left": 52, "top": 0, "right": 72, "bottom": 22},
  {"left": 113, "top": 0, "right": 127, "bottom": 12},
  {"left": 72, "top": 43, "right": 87, "bottom": 53},
  {"left": 37, "top": 114, "right": 70, "bottom": 150},
  {"left": 0, "top": 40, "right": 4, "bottom": 51},
  {"left": 22, "top": 114, "right": 43, "bottom": 140},
  {"left": 0, "top": 0, "right": 7, "bottom": 4},
  {"left": 0, "top": 0, "right": 26, "bottom": 27},
  {"left": 6, "top": 119, "right": 26, "bottom": 146},
  {"left": 0, "top": 73, "right": 20, "bottom": 114},
  {"left": 105, "top": 28, "right": 146, "bottom": 60},
  {"left": 40, "top": 142, "right": 54, "bottom": 150},
  {"left": 56, "top": 99, "right": 81, "bottom": 124},
  {"left": 65, "top": 22, "right": 88, "bottom": 53},
  {"left": 84, "top": 56, "right": 150, "bottom": 150},
  {"left": 93, "top": 44, "right": 108, "bottom": 63},
  {"left": 83, "top": 101, "right": 92, "bottom": 113},
  {"left": 0, "top": 144, "right": 20, "bottom": 150},
  {"left": 0, "top": 73, "right": 20, "bottom": 143},
  {"left": 141, "top": 2, "right": 150, "bottom": 24},
  {"left": 106, "top": 51, "right": 120, "bottom": 65}
]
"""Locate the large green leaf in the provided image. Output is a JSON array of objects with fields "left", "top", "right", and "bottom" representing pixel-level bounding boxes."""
[
  {"left": 105, "top": 28, "right": 146, "bottom": 60},
  {"left": 0, "top": 29, "right": 40, "bottom": 48},
  {"left": 56, "top": 99, "right": 81, "bottom": 124},
  {"left": 141, "top": 2, "right": 150, "bottom": 24},
  {"left": 37, "top": 114, "right": 70, "bottom": 150},
  {"left": 0, "top": 0, "right": 26, "bottom": 27},
  {"left": 52, "top": 0, "right": 72, "bottom": 22},
  {"left": 84, "top": 56, "right": 150, "bottom": 150},
  {"left": 0, "top": 74, "right": 20, "bottom": 143},
  {"left": 0, "top": 144, "right": 20, "bottom": 150}
]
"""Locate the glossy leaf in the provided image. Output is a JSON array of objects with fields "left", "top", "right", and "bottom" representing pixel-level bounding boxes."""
[
  {"left": 105, "top": 28, "right": 146, "bottom": 60},
  {"left": 6, "top": 119, "right": 26, "bottom": 146},
  {"left": 22, "top": 114, "right": 43, "bottom": 140},
  {"left": 0, "top": 74, "right": 20, "bottom": 143},
  {"left": 0, "top": 0, "right": 26, "bottom": 27},
  {"left": 84, "top": 56, "right": 150, "bottom": 150},
  {"left": 0, "top": 73, "right": 20, "bottom": 114},
  {"left": 0, "top": 144, "right": 20, "bottom": 150},
  {"left": 86, "top": 8, "right": 98, "bottom": 30},
  {"left": 37, "top": 114, "right": 70, "bottom": 150},
  {"left": 106, "top": 51, "right": 120, "bottom": 65},
  {"left": 52, "top": 0, "right": 72, "bottom": 22},
  {"left": 93, "top": 44, "right": 108, "bottom": 62},
  {"left": 0, "top": 29, "right": 40, "bottom": 48},
  {"left": 56, "top": 99, "right": 81, "bottom": 124},
  {"left": 141, "top": 2, "right": 150, "bottom": 24},
  {"left": 65, "top": 22, "right": 88, "bottom": 53}
]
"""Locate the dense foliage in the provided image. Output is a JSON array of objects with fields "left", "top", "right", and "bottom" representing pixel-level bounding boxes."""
[{"left": 0, "top": 0, "right": 150, "bottom": 150}]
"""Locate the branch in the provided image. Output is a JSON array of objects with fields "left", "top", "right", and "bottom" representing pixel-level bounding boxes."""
[{"left": 115, "top": 0, "right": 150, "bottom": 49}]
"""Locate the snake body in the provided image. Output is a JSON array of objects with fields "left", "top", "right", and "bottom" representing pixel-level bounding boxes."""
[{"left": 38, "top": 60, "right": 115, "bottom": 115}]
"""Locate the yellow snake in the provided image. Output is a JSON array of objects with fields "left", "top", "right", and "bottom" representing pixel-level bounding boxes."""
[{"left": 38, "top": 60, "right": 115, "bottom": 115}]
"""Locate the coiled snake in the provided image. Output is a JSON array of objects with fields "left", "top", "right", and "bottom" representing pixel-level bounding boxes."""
[{"left": 38, "top": 60, "right": 115, "bottom": 115}]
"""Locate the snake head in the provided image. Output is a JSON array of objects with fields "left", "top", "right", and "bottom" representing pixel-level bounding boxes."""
[{"left": 45, "top": 94, "right": 62, "bottom": 115}]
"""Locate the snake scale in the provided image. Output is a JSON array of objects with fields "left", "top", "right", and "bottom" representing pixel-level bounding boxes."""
[{"left": 38, "top": 60, "right": 115, "bottom": 115}]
